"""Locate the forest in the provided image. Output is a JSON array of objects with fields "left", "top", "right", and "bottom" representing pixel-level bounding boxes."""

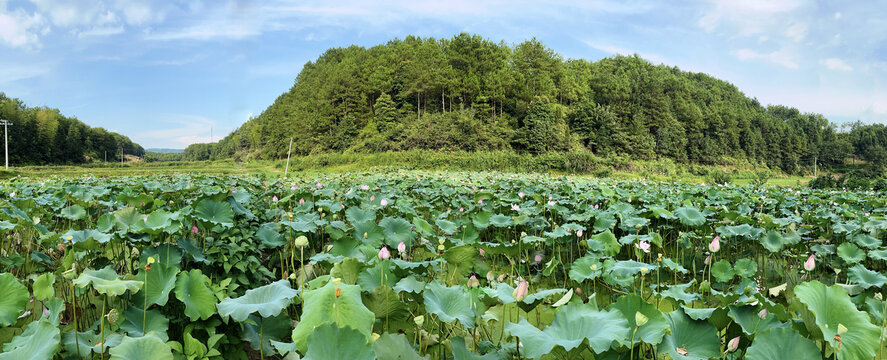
[
  {"left": 187, "top": 33, "right": 887, "bottom": 174},
  {"left": 0, "top": 93, "right": 144, "bottom": 165}
]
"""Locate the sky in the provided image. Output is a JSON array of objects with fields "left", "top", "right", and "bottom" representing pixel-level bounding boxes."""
[{"left": 1, "top": 0, "right": 886, "bottom": 149}]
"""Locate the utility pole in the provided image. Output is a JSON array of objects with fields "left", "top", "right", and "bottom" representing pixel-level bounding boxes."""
[
  {"left": 284, "top": 137, "right": 293, "bottom": 179},
  {"left": 0, "top": 119, "right": 12, "bottom": 170}
]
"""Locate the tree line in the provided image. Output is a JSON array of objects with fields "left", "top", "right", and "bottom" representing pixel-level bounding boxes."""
[
  {"left": 0, "top": 93, "right": 144, "bottom": 165},
  {"left": 178, "top": 33, "right": 876, "bottom": 173}
]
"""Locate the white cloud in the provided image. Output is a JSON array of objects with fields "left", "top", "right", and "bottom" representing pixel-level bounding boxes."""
[
  {"left": 731, "top": 48, "right": 798, "bottom": 69},
  {"left": 834, "top": 12, "right": 842, "bottom": 19},
  {"left": 0, "top": 6, "right": 44, "bottom": 48},
  {"left": 820, "top": 58, "right": 853, "bottom": 72},
  {"left": 785, "top": 22, "right": 807, "bottom": 42},
  {"left": 77, "top": 25, "right": 124, "bottom": 38},
  {"left": 698, "top": 0, "right": 801, "bottom": 33},
  {"left": 584, "top": 41, "right": 671, "bottom": 65}
]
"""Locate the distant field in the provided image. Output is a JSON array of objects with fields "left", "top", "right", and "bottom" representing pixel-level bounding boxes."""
[{"left": 5, "top": 150, "right": 813, "bottom": 186}]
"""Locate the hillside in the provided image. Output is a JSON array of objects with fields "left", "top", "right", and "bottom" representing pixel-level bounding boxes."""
[
  {"left": 192, "top": 33, "right": 868, "bottom": 173},
  {"left": 0, "top": 93, "right": 144, "bottom": 164}
]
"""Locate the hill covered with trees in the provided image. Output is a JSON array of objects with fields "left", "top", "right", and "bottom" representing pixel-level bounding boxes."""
[
  {"left": 0, "top": 93, "right": 144, "bottom": 165},
  {"left": 191, "top": 33, "right": 876, "bottom": 173}
]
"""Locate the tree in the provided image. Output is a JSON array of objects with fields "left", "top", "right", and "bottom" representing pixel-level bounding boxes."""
[{"left": 373, "top": 93, "right": 398, "bottom": 133}]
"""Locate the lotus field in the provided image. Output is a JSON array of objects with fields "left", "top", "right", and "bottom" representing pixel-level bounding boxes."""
[{"left": 2, "top": 172, "right": 887, "bottom": 359}]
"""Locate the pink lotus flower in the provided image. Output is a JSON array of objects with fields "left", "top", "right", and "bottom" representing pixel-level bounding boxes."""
[
  {"left": 371, "top": 194, "right": 375, "bottom": 201},
  {"left": 576, "top": 229, "right": 583, "bottom": 237},
  {"left": 467, "top": 274, "right": 479, "bottom": 288},
  {"left": 459, "top": 207, "right": 464, "bottom": 212},
  {"left": 316, "top": 182, "right": 322, "bottom": 188},
  {"left": 804, "top": 254, "right": 815, "bottom": 271},
  {"left": 513, "top": 280, "right": 529, "bottom": 301},
  {"left": 191, "top": 225, "right": 199, "bottom": 234},
  {"left": 534, "top": 253, "right": 543, "bottom": 263},
  {"left": 709, "top": 236, "right": 720, "bottom": 253},
  {"left": 272, "top": 195, "right": 278, "bottom": 202},
  {"left": 704, "top": 255, "right": 711, "bottom": 265},
  {"left": 299, "top": 198, "right": 305, "bottom": 205},
  {"left": 548, "top": 200, "right": 555, "bottom": 206},
  {"left": 518, "top": 192, "right": 525, "bottom": 198},
  {"left": 757, "top": 309, "right": 767, "bottom": 319},
  {"left": 478, "top": 199, "right": 483, "bottom": 204},
  {"left": 397, "top": 241, "right": 406, "bottom": 253},
  {"left": 380, "top": 199, "right": 388, "bottom": 207},
  {"left": 378, "top": 246, "right": 390, "bottom": 260},
  {"left": 727, "top": 336, "right": 740, "bottom": 352},
  {"left": 478, "top": 248, "right": 485, "bottom": 256},
  {"left": 635, "top": 241, "right": 651, "bottom": 253}
]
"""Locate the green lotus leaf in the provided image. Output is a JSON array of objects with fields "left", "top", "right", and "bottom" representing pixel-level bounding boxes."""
[
  {"left": 0, "top": 318, "right": 60, "bottom": 360},
  {"left": 836, "top": 243, "right": 865, "bottom": 264},
  {"left": 345, "top": 207, "right": 376, "bottom": 224},
  {"left": 657, "top": 309, "right": 720, "bottom": 360},
  {"left": 436, "top": 218, "right": 458, "bottom": 235},
  {"left": 726, "top": 305, "right": 787, "bottom": 335},
  {"left": 592, "top": 230, "right": 620, "bottom": 256},
  {"left": 393, "top": 276, "right": 426, "bottom": 294},
  {"left": 242, "top": 313, "right": 292, "bottom": 354},
  {"left": 489, "top": 214, "right": 513, "bottom": 227},
  {"left": 795, "top": 280, "right": 879, "bottom": 360},
  {"left": 140, "top": 244, "right": 182, "bottom": 268},
  {"left": 175, "top": 269, "right": 217, "bottom": 321},
  {"left": 73, "top": 266, "right": 142, "bottom": 296},
  {"left": 357, "top": 261, "right": 401, "bottom": 292},
  {"left": 380, "top": 217, "right": 413, "bottom": 247},
  {"left": 194, "top": 198, "right": 234, "bottom": 228},
  {"left": 109, "top": 334, "right": 173, "bottom": 360},
  {"left": 711, "top": 260, "right": 734, "bottom": 283},
  {"left": 680, "top": 306, "right": 722, "bottom": 321},
  {"left": 292, "top": 280, "right": 374, "bottom": 352},
  {"left": 505, "top": 301, "right": 629, "bottom": 358},
  {"left": 330, "top": 257, "right": 365, "bottom": 284},
  {"left": 133, "top": 262, "right": 179, "bottom": 307},
  {"left": 608, "top": 294, "right": 668, "bottom": 345},
  {"left": 59, "top": 204, "right": 87, "bottom": 220},
  {"left": 256, "top": 223, "right": 287, "bottom": 247},
  {"left": 733, "top": 258, "right": 758, "bottom": 278},
  {"left": 0, "top": 220, "right": 16, "bottom": 231},
  {"left": 217, "top": 280, "right": 299, "bottom": 322},
  {"left": 569, "top": 254, "right": 602, "bottom": 282},
  {"left": 120, "top": 306, "right": 169, "bottom": 341},
  {"left": 674, "top": 207, "right": 705, "bottom": 227},
  {"left": 761, "top": 230, "right": 785, "bottom": 253},
  {"left": 847, "top": 264, "right": 887, "bottom": 289},
  {"left": 32, "top": 272, "right": 55, "bottom": 301},
  {"left": 451, "top": 336, "right": 502, "bottom": 360},
  {"left": 303, "top": 323, "right": 375, "bottom": 360},
  {"left": 745, "top": 327, "right": 822, "bottom": 360},
  {"left": 142, "top": 210, "right": 173, "bottom": 232},
  {"left": 374, "top": 333, "right": 426, "bottom": 360},
  {"left": 851, "top": 233, "right": 881, "bottom": 249},
  {"left": 659, "top": 280, "right": 700, "bottom": 304},
  {"left": 423, "top": 281, "right": 477, "bottom": 328},
  {"left": 442, "top": 244, "right": 480, "bottom": 278},
  {"left": 60, "top": 229, "right": 112, "bottom": 251}
]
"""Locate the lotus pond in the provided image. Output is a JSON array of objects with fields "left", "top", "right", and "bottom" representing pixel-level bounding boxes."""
[{"left": 1, "top": 171, "right": 886, "bottom": 359}]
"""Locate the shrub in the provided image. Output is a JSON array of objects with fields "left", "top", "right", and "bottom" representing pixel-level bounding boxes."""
[{"left": 707, "top": 169, "right": 732, "bottom": 185}]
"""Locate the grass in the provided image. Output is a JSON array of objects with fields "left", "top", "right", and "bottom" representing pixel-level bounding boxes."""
[{"left": 6, "top": 150, "right": 815, "bottom": 186}]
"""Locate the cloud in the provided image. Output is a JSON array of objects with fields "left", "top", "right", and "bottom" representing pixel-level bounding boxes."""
[
  {"left": 0, "top": 6, "right": 45, "bottom": 48},
  {"left": 820, "top": 58, "right": 853, "bottom": 72},
  {"left": 77, "top": 25, "right": 124, "bottom": 38},
  {"left": 584, "top": 41, "right": 671, "bottom": 65},
  {"left": 731, "top": 48, "right": 798, "bottom": 69},
  {"left": 698, "top": 0, "right": 801, "bottom": 33},
  {"left": 131, "top": 114, "right": 223, "bottom": 148}
]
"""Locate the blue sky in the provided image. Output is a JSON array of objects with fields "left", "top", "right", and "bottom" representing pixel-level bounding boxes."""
[{"left": 1, "top": 0, "right": 885, "bottom": 149}]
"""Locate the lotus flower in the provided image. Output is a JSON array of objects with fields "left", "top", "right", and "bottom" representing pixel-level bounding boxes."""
[
  {"left": 757, "top": 309, "right": 767, "bottom": 319},
  {"left": 727, "top": 336, "right": 740, "bottom": 352},
  {"left": 497, "top": 273, "right": 508, "bottom": 282},
  {"left": 576, "top": 229, "right": 583, "bottom": 237},
  {"left": 534, "top": 253, "right": 543, "bottom": 263},
  {"left": 467, "top": 274, "right": 479, "bottom": 288},
  {"left": 378, "top": 246, "right": 390, "bottom": 260},
  {"left": 709, "top": 235, "right": 720, "bottom": 253},
  {"left": 704, "top": 255, "right": 711, "bottom": 264},
  {"left": 397, "top": 241, "right": 406, "bottom": 253},
  {"left": 191, "top": 225, "right": 199, "bottom": 234},
  {"left": 371, "top": 194, "right": 375, "bottom": 201},
  {"left": 299, "top": 198, "right": 305, "bottom": 205},
  {"left": 513, "top": 280, "right": 529, "bottom": 301},
  {"left": 478, "top": 248, "right": 485, "bottom": 256},
  {"left": 380, "top": 199, "right": 388, "bottom": 207},
  {"left": 635, "top": 241, "right": 651, "bottom": 253},
  {"left": 804, "top": 254, "right": 815, "bottom": 271},
  {"left": 272, "top": 195, "right": 278, "bottom": 202},
  {"left": 486, "top": 270, "right": 495, "bottom": 281},
  {"left": 316, "top": 182, "right": 322, "bottom": 188},
  {"left": 548, "top": 200, "right": 555, "bottom": 206},
  {"left": 518, "top": 192, "right": 525, "bottom": 198},
  {"left": 511, "top": 204, "right": 520, "bottom": 211}
]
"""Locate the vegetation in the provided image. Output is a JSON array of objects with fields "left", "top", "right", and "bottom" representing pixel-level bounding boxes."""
[
  {"left": 185, "top": 33, "right": 880, "bottom": 175},
  {"left": 0, "top": 93, "right": 144, "bottom": 164},
  {"left": 1, "top": 171, "right": 887, "bottom": 359}
]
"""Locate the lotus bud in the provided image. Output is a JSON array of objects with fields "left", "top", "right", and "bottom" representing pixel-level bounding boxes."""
[
  {"left": 299, "top": 198, "right": 305, "bottom": 205},
  {"left": 294, "top": 235, "right": 309, "bottom": 248},
  {"left": 876, "top": 293, "right": 883, "bottom": 301},
  {"left": 757, "top": 309, "right": 767, "bottom": 319},
  {"left": 467, "top": 274, "right": 479, "bottom": 288},
  {"left": 486, "top": 270, "right": 495, "bottom": 282},
  {"left": 513, "top": 280, "right": 529, "bottom": 302},
  {"left": 378, "top": 246, "right": 390, "bottom": 260},
  {"left": 576, "top": 229, "right": 583, "bottom": 237},
  {"left": 497, "top": 273, "right": 508, "bottom": 282},
  {"left": 371, "top": 195, "right": 375, "bottom": 201},
  {"left": 518, "top": 192, "right": 525, "bottom": 198},
  {"left": 804, "top": 254, "right": 815, "bottom": 272},
  {"left": 534, "top": 253, "right": 543, "bottom": 263},
  {"left": 397, "top": 241, "right": 406, "bottom": 253},
  {"left": 478, "top": 248, "right": 485, "bottom": 256},
  {"left": 272, "top": 195, "right": 278, "bottom": 202},
  {"left": 414, "top": 315, "right": 425, "bottom": 327},
  {"left": 709, "top": 235, "right": 720, "bottom": 253},
  {"left": 380, "top": 199, "right": 388, "bottom": 207},
  {"left": 727, "top": 336, "right": 740, "bottom": 352},
  {"left": 704, "top": 255, "right": 711, "bottom": 265},
  {"left": 635, "top": 312, "right": 649, "bottom": 327}
]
